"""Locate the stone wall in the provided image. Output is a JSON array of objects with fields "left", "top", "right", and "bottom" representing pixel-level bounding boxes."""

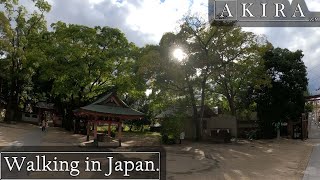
[{"left": 21, "top": 113, "right": 39, "bottom": 124}]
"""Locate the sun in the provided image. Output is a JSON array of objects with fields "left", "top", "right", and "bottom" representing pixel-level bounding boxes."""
[{"left": 173, "top": 48, "right": 187, "bottom": 62}]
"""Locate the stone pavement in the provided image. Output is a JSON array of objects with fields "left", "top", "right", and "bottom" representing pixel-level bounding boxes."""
[
  {"left": 304, "top": 112, "right": 320, "bottom": 180},
  {"left": 1, "top": 125, "right": 45, "bottom": 179},
  {"left": 303, "top": 142, "right": 320, "bottom": 180},
  {"left": 6, "top": 125, "right": 44, "bottom": 147}
]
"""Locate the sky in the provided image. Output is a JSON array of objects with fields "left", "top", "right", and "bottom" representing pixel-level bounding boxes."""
[{"left": 20, "top": 0, "right": 320, "bottom": 95}]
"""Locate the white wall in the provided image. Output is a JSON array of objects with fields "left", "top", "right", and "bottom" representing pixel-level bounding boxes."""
[{"left": 22, "top": 113, "right": 39, "bottom": 124}]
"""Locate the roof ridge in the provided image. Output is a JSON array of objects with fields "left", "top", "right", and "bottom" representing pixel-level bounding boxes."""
[{"left": 91, "top": 92, "right": 114, "bottom": 105}]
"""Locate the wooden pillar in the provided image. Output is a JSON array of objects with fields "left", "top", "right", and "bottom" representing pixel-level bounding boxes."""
[
  {"left": 94, "top": 121, "right": 98, "bottom": 142},
  {"left": 108, "top": 122, "right": 111, "bottom": 137},
  {"left": 86, "top": 121, "right": 90, "bottom": 141},
  {"left": 38, "top": 110, "right": 42, "bottom": 125},
  {"left": 118, "top": 120, "right": 122, "bottom": 147},
  {"left": 73, "top": 119, "right": 76, "bottom": 134},
  {"left": 94, "top": 119, "right": 100, "bottom": 147}
]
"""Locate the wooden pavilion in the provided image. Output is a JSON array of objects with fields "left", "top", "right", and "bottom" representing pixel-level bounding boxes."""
[
  {"left": 74, "top": 92, "right": 144, "bottom": 147},
  {"left": 36, "top": 101, "right": 55, "bottom": 124}
]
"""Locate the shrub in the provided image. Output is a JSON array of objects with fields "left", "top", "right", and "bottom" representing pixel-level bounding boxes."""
[
  {"left": 161, "top": 134, "right": 176, "bottom": 144},
  {"left": 110, "top": 131, "right": 116, "bottom": 138},
  {"left": 160, "top": 113, "right": 186, "bottom": 145}
]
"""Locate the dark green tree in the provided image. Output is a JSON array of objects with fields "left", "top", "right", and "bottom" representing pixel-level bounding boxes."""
[
  {"left": 36, "top": 22, "right": 145, "bottom": 130},
  {"left": 0, "top": 0, "right": 51, "bottom": 122},
  {"left": 139, "top": 16, "right": 271, "bottom": 140},
  {"left": 256, "top": 48, "right": 308, "bottom": 138}
]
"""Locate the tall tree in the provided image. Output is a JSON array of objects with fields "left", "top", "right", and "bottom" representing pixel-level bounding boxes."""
[
  {"left": 212, "top": 32, "right": 270, "bottom": 117},
  {"left": 0, "top": 0, "right": 51, "bottom": 122},
  {"left": 176, "top": 18, "right": 270, "bottom": 139},
  {"left": 256, "top": 48, "right": 308, "bottom": 138},
  {"left": 37, "top": 22, "right": 144, "bottom": 129},
  {"left": 139, "top": 16, "right": 270, "bottom": 140}
]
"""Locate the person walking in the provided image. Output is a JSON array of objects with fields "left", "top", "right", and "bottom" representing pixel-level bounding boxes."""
[{"left": 41, "top": 112, "right": 46, "bottom": 132}]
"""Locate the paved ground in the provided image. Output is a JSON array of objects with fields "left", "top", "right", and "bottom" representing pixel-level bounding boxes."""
[
  {"left": 165, "top": 139, "right": 312, "bottom": 180},
  {"left": 0, "top": 122, "right": 315, "bottom": 180},
  {"left": 303, "top": 142, "right": 320, "bottom": 180},
  {"left": 0, "top": 123, "right": 34, "bottom": 146},
  {"left": 1, "top": 124, "right": 44, "bottom": 179},
  {"left": 303, "top": 112, "right": 320, "bottom": 180},
  {"left": 10, "top": 126, "right": 43, "bottom": 146}
]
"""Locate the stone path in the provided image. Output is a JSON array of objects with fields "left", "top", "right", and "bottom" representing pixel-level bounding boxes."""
[
  {"left": 0, "top": 122, "right": 314, "bottom": 180},
  {"left": 1, "top": 125, "right": 45, "bottom": 179},
  {"left": 303, "top": 112, "right": 320, "bottom": 180},
  {"left": 6, "top": 125, "right": 44, "bottom": 147},
  {"left": 303, "top": 142, "right": 320, "bottom": 180}
]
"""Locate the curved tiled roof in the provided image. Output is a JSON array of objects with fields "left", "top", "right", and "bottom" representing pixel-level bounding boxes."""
[{"left": 78, "top": 92, "right": 144, "bottom": 118}]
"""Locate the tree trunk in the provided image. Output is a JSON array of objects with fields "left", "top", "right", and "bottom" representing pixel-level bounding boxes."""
[
  {"left": 227, "top": 95, "right": 238, "bottom": 138},
  {"left": 187, "top": 79, "right": 200, "bottom": 141},
  {"left": 5, "top": 95, "right": 20, "bottom": 122},
  {"left": 4, "top": 75, "right": 19, "bottom": 122},
  {"left": 4, "top": 101, "right": 14, "bottom": 123},
  {"left": 199, "top": 74, "right": 208, "bottom": 138},
  {"left": 193, "top": 108, "right": 200, "bottom": 141}
]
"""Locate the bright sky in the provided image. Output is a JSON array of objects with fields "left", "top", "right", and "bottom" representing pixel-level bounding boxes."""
[{"left": 20, "top": 0, "right": 320, "bottom": 95}]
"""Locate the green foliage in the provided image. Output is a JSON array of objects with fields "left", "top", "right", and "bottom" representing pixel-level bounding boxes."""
[
  {"left": 0, "top": 0, "right": 147, "bottom": 125},
  {"left": 33, "top": 22, "right": 147, "bottom": 130},
  {"left": 160, "top": 112, "right": 186, "bottom": 144},
  {"left": 0, "top": 0, "right": 51, "bottom": 121},
  {"left": 211, "top": 31, "right": 272, "bottom": 116},
  {"left": 39, "top": 23, "right": 137, "bottom": 102},
  {"left": 139, "top": 16, "right": 272, "bottom": 140},
  {"left": 161, "top": 134, "right": 176, "bottom": 145},
  {"left": 1, "top": 1, "right": 305, "bottom": 142},
  {"left": 256, "top": 48, "right": 308, "bottom": 138},
  {"left": 124, "top": 118, "right": 151, "bottom": 132},
  {"left": 305, "top": 103, "right": 313, "bottom": 113}
]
